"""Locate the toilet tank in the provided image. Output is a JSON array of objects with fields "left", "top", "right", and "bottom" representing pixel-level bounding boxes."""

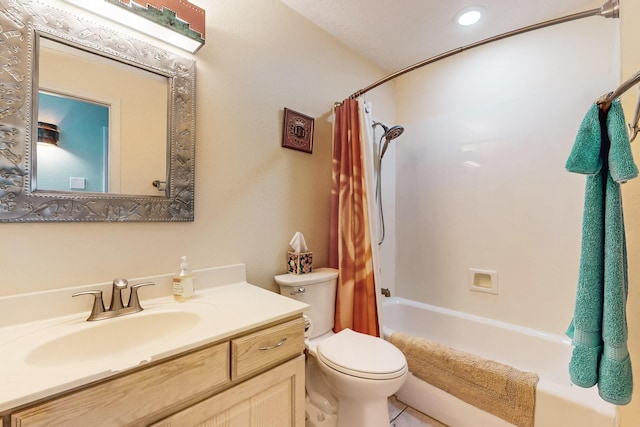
[{"left": 275, "top": 268, "right": 338, "bottom": 339}]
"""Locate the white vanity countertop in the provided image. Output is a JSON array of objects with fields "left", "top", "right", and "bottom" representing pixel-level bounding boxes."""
[{"left": 0, "top": 264, "right": 308, "bottom": 413}]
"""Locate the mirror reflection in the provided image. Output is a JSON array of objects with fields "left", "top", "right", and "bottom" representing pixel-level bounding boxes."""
[
  {"left": 37, "top": 37, "right": 168, "bottom": 196},
  {"left": 37, "top": 92, "right": 109, "bottom": 192}
]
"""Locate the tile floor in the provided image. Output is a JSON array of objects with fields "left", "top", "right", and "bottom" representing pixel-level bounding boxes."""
[{"left": 388, "top": 396, "right": 448, "bottom": 427}]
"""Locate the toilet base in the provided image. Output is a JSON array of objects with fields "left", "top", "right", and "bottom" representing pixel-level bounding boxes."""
[
  {"left": 306, "top": 395, "right": 338, "bottom": 427},
  {"left": 305, "top": 393, "right": 391, "bottom": 427},
  {"left": 305, "top": 353, "right": 338, "bottom": 427},
  {"left": 336, "top": 397, "right": 390, "bottom": 427}
]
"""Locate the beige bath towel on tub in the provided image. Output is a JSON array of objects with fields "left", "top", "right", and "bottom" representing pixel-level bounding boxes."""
[{"left": 390, "top": 332, "right": 539, "bottom": 427}]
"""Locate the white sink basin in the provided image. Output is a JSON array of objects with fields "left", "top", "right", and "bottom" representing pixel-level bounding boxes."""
[
  {"left": 25, "top": 310, "right": 201, "bottom": 367},
  {"left": 0, "top": 300, "right": 219, "bottom": 373}
]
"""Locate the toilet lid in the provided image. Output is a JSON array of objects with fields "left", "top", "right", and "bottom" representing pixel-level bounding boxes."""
[{"left": 316, "top": 328, "right": 407, "bottom": 380}]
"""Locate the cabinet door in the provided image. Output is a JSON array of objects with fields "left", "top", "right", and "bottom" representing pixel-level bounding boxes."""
[
  {"left": 153, "top": 354, "right": 305, "bottom": 427},
  {"left": 10, "top": 343, "right": 230, "bottom": 427}
]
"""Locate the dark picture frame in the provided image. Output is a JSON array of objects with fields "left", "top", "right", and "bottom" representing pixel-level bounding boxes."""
[{"left": 282, "top": 108, "right": 314, "bottom": 154}]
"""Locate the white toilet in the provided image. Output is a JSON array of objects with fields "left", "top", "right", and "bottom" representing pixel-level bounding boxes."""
[{"left": 275, "top": 268, "right": 408, "bottom": 427}]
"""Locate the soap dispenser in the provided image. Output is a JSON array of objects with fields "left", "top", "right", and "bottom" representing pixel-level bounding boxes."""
[{"left": 173, "top": 256, "right": 194, "bottom": 301}]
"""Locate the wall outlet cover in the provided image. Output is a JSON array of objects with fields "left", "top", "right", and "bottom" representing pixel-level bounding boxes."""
[{"left": 69, "top": 177, "right": 86, "bottom": 190}]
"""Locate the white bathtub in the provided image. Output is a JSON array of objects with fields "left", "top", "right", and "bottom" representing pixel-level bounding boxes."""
[{"left": 381, "top": 297, "right": 618, "bottom": 427}]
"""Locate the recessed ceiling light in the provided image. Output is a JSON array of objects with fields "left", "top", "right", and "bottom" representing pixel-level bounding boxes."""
[{"left": 456, "top": 7, "right": 484, "bottom": 27}]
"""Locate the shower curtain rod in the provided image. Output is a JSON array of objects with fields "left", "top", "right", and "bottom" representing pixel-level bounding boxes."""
[{"left": 346, "top": 0, "right": 619, "bottom": 100}]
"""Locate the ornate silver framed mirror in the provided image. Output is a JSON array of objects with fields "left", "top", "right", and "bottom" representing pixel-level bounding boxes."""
[{"left": 0, "top": 0, "right": 195, "bottom": 222}]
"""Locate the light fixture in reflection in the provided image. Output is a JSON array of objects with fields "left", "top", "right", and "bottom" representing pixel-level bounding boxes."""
[
  {"left": 463, "top": 160, "right": 482, "bottom": 168},
  {"left": 62, "top": 0, "right": 205, "bottom": 53},
  {"left": 461, "top": 144, "right": 482, "bottom": 168},
  {"left": 37, "top": 122, "right": 60, "bottom": 146},
  {"left": 456, "top": 7, "right": 484, "bottom": 27}
]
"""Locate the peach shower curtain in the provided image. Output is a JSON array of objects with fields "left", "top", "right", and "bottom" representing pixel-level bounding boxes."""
[{"left": 330, "top": 99, "right": 379, "bottom": 337}]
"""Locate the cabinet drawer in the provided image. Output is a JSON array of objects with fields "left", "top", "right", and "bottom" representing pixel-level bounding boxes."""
[
  {"left": 231, "top": 317, "right": 305, "bottom": 380},
  {"left": 11, "top": 342, "right": 230, "bottom": 427}
]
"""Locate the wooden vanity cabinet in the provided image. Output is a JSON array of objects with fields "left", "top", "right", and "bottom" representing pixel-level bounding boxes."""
[
  {"left": 152, "top": 355, "right": 305, "bottom": 427},
  {"left": 7, "top": 316, "right": 306, "bottom": 427}
]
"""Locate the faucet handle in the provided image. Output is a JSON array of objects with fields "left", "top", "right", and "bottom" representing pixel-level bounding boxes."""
[
  {"left": 72, "top": 290, "right": 105, "bottom": 321},
  {"left": 128, "top": 282, "right": 155, "bottom": 311}
]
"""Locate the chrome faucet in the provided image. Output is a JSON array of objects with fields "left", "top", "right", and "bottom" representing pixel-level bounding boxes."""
[{"left": 73, "top": 278, "right": 155, "bottom": 321}]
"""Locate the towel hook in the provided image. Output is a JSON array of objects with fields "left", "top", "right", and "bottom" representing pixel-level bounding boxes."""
[
  {"left": 628, "top": 87, "right": 640, "bottom": 143},
  {"left": 596, "top": 70, "right": 640, "bottom": 143}
]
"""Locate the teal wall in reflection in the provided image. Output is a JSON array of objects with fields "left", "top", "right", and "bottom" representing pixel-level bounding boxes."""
[{"left": 37, "top": 92, "right": 109, "bottom": 192}]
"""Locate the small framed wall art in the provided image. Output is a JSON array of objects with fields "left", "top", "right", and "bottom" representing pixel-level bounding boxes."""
[{"left": 282, "top": 108, "right": 314, "bottom": 154}]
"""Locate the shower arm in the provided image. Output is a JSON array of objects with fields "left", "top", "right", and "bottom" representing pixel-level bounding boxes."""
[
  {"left": 372, "top": 121, "right": 391, "bottom": 159},
  {"left": 347, "top": 0, "right": 619, "bottom": 100}
]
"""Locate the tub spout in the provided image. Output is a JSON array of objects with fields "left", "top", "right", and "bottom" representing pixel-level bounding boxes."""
[{"left": 381, "top": 288, "right": 391, "bottom": 297}]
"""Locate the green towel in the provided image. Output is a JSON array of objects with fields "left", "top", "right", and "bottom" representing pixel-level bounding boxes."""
[{"left": 566, "top": 99, "right": 637, "bottom": 405}]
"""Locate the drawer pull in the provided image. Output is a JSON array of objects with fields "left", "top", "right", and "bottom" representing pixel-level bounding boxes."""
[{"left": 259, "top": 337, "right": 287, "bottom": 351}]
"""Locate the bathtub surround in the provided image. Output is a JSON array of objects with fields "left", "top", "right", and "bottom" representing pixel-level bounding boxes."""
[
  {"left": 566, "top": 99, "right": 637, "bottom": 405},
  {"left": 390, "top": 7, "right": 640, "bottom": 425},
  {"left": 394, "top": 13, "right": 619, "bottom": 335}
]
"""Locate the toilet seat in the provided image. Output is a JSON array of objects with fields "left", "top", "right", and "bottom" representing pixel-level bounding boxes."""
[{"left": 316, "top": 328, "right": 407, "bottom": 380}]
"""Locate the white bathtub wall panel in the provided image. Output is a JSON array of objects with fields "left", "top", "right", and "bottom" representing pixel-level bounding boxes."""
[
  {"left": 377, "top": 132, "right": 398, "bottom": 297},
  {"left": 364, "top": 99, "right": 398, "bottom": 311},
  {"left": 393, "top": 17, "right": 620, "bottom": 335}
]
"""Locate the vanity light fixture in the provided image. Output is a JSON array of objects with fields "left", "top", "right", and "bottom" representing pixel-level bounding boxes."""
[
  {"left": 456, "top": 6, "right": 484, "bottom": 27},
  {"left": 62, "top": 0, "right": 205, "bottom": 53},
  {"left": 37, "top": 122, "right": 60, "bottom": 146}
]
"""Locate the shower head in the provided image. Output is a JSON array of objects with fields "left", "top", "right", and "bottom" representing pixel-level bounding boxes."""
[
  {"left": 383, "top": 125, "right": 404, "bottom": 141},
  {"left": 373, "top": 121, "right": 404, "bottom": 159}
]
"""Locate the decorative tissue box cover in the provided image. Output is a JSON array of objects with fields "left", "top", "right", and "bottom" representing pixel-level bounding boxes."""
[{"left": 288, "top": 251, "right": 313, "bottom": 274}]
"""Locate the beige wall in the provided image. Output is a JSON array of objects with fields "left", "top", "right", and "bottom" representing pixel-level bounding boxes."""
[
  {"left": 620, "top": 0, "right": 640, "bottom": 424},
  {"left": 0, "top": 0, "right": 394, "bottom": 297}
]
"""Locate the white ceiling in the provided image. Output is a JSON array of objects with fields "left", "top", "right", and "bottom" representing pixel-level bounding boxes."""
[{"left": 281, "top": 0, "right": 608, "bottom": 72}]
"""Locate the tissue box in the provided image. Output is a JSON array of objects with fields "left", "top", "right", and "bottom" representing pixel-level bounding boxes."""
[{"left": 287, "top": 251, "right": 313, "bottom": 274}]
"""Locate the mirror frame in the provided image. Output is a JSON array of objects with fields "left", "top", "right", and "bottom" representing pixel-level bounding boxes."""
[{"left": 0, "top": 0, "right": 195, "bottom": 222}]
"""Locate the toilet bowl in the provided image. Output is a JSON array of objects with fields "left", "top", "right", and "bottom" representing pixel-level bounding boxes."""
[
  {"left": 313, "top": 328, "right": 408, "bottom": 427},
  {"left": 275, "top": 268, "right": 408, "bottom": 427}
]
